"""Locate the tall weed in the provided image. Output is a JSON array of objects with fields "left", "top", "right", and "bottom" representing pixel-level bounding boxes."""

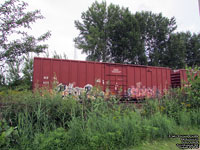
[
  {"left": 185, "top": 66, "right": 200, "bottom": 109},
  {"left": 0, "top": 82, "right": 200, "bottom": 150}
]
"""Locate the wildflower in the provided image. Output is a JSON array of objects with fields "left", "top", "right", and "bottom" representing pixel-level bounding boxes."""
[
  {"left": 186, "top": 104, "right": 191, "bottom": 107},
  {"left": 160, "top": 106, "right": 165, "bottom": 112}
]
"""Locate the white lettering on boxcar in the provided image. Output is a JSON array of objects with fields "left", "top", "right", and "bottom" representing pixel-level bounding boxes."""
[
  {"left": 43, "top": 76, "right": 48, "bottom": 79},
  {"left": 43, "top": 81, "right": 49, "bottom": 85},
  {"left": 112, "top": 68, "right": 121, "bottom": 74}
]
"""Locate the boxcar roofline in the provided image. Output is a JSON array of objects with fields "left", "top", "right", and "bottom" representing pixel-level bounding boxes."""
[{"left": 33, "top": 57, "right": 171, "bottom": 70}]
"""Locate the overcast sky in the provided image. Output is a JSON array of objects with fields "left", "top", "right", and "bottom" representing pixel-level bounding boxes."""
[{"left": 25, "top": 0, "right": 200, "bottom": 60}]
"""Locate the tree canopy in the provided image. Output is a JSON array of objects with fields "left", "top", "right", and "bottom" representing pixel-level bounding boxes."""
[
  {"left": 134, "top": 11, "right": 177, "bottom": 66},
  {"left": 0, "top": 0, "right": 51, "bottom": 89},
  {"left": 75, "top": 1, "right": 200, "bottom": 68},
  {"left": 0, "top": 0, "right": 51, "bottom": 64},
  {"left": 74, "top": 1, "right": 145, "bottom": 64}
]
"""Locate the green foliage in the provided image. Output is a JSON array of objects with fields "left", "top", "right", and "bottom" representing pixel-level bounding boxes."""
[
  {"left": 2, "top": 55, "right": 34, "bottom": 90},
  {"left": 61, "top": 111, "right": 177, "bottom": 149},
  {"left": 0, "top": 0, "right": 51, "bottom": 90},
  {"left": 134, "top": 11, "right": 177, "bottom": 66},
  {"left": 22, "top": 55, "right": 34, "bottom": 89},
  {"left": 75, "top": 1, "right": 200, "bottom": 68},
  {"left": 0, "top": 69, "right": 6, "bottom": 91},
  {"left": 185, "top": 66, "right": 200, "bottom": 109},
  {"left": 142, "top": 99, "right": 160, "bottom": 117},
  {"left": 6, "top": 59, "right": 22, "bottom": 88},
  {"left": 74, "top": 1, "right": 109, "bottom": 62},
  {"left": 52, "top": 50, "right": 68, "bottom": 59},
  {"left": 74, "top": 1, "right": 146, "bottom": 64},
  {"left": 142, "top": 71, "right": 200, "bottom": 127},
  {"left": 148, "top": 113, "right": 176, "bottom": 139},
  {"left": 189, "top": 110, "right": 200, "bottom": 128},
  {"left": 33, "top": 128, "right": 69, "bottom": 150},
  {"left": 0, "top": 86, "right": 200, "bottom": 149},
  {"left": 0, "top": 0, "right": 51, "bottom": 64},
  {"left": 164, "top": 32, "right": 200, "bottom": 69},
  {"left": 163, "top": 32, "right": 188, "bottom": 69},
  {"left": 186, "top": 34, "right": 200, "bottom": 67},
  {"left": 1, "top": 90, "right": 81, "bottom": 132},
  {"left": 107, "top": 5, "right": 145, "bottom": 64},
  {"left": 0, "top": 119, "right": 18, "bottom": 149}
]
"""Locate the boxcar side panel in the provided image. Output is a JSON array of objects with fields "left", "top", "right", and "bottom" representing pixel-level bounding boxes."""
[
  {"left": 162, "top": 69, "right": 167, "bottom": 89},
  {"left": 147, "top": 68, "right": 152, "bottom": 88},
  {"left": 33, "top": 58, "right": 41, "bottom": 88},
  {"left": 42, "top": 59, "right": 51, "bottom": 87},
  {"left": 135, "top": 67, "right": 141, "bottom": 85},
  {"left": 151, "top": 68, "right": 157, "bottom": 89},
  {"left": 60, "top": 61, "right": 69, "bottom": 85},
  {"left": 70, "top": 61, "right": 78, "bottom": 86},
  {"left": 94, "top": 63, "right": 102, "bottom": 83},
  {"left": 87, "top": 63, "right": 95, "bottom": 86},
  {"left": 167, "top": 69, "right": 171, "bottom": 89},
  {"left": 33, "top": 57, "right": 172, "bottom": 98},
  {"left": 180, "top": 69, "right": 187, "bottom": 84},
  {"left": 141, "top": 68, "right": 147, "bottom": 88},
  {"left": 78, "top": 62, "right": 87, "bottom": 87},
  {"left": 52, "top": 60, "right": 60, "bottom": 82},
  {"left": 127, "top": 66, "right": 135, "bottom": 88},
  {"left": 156, "top": 68, "right": 162, "bottom": 90}
]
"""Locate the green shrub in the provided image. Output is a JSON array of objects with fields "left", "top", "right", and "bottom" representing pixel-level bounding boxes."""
[
  {"left": 33, "top": 128, "right": 69, "bottom": 150},
  {"left": 142, "top": 99, "right": 159, "bottom": 117},
  {"left": 176, "top": 109, "right": 200, "bottom": 128},
  {"left": 189, "top": 110, "right": 200, "bottom": 127},
  {"left": 148, "top": 112, "right": 176, "bottom": 139},
  {"left": 0, "top": 90, "right": 82, "bottom": 143},
  {"left": 0, "top": 119, "right": 18, "bottom": 149},
  {"left": 0, "top": 84, "right": 200, "bottom": 150},
  {"left": 64, "top": 110, "right": 178, "bottom": 149},
  {"left": 185, "top": 66, "right": 200, "bottom": 109}
]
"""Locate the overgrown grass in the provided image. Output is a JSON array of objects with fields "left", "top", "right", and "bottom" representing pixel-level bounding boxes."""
[
  {"left": 129, "top": 127, "right": 200, "bottom": 150},
  {"left": 0, "top": 69, "right": 200, "bottom": 150}
]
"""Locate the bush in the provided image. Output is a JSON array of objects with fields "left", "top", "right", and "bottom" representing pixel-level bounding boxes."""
[
  {"left": 0, "top": 119, "right": 18, "bottom": 149},
  {"left": 0, "top": 90, "right": 81, "bottom": 134},
  {"left": 62, "top": 111, "right": 177, "bottom": 149},
  {"left": 33, "top": 128, "right": 69, "bottom": 150},
  {"left": 185, "top": 66, "right": 200, "bottom": 109},
  {"left": 0, "top": 84, "right": 200, "bottom": 149},
  {"left": 148, "top": 112, "right": 176, "bottom": 139}
]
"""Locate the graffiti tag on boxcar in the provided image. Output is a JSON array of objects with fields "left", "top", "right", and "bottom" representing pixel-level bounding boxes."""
[{"left": 127, "top": 82, "right": 164, "bottom": 99}]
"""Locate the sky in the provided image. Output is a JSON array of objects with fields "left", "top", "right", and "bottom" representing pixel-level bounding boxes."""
[{"left": 21, "top": 0, "right": 200, "bottom": 60}]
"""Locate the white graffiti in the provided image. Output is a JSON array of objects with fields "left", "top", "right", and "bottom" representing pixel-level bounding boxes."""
[
  {"left": 56, "top": 83, "right": 94, "bottom": 99},
  {"left": 56, "top": 82, "right": 167, "bottom": 100}
]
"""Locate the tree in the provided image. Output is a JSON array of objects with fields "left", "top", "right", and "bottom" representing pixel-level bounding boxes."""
[
  {"left": 75, "top": 2, "right": 177, "bottom": 65},
  {"left": 134, "top": 11, "right": 177, "bottom": 66},
  {"left": 52, "top": 50, "right": 68, "bottom": 59},
  {"left": 107, "top": 4, "right": 146, "bottom": 64},
  {"left": 0, "top": 0, "right": 51, "bottom": 65},
  {"left": 22, "top": 54, "right": 33, "bottom": 89},
  {"left": 186, "top": 33, "right": 200, "bottom": 67},
  {"left": 74, "top": 1, "right": 109, "bottom": 62},
  {"left": 6, "top": 59, "right": 21, "bottom": 88},
  {"left": 74, "top": 1, "right": 145, "bottom": 64},
  {"left": 163, "top": 32, "right": 200, "bottom": 69},
  {"left": 0, "top": 70, "right": 5, "bottom": 87},
  {"left": 75, "top": 1, "right": 199, "bottom": 68},
  {"left": 163, "top": 32, "right": 188, "bottom": 69}
]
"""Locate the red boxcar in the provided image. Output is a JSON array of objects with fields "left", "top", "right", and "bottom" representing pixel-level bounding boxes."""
[
  {"left": 171, "top": 69, "right": 200, "bottom": 88},
  {"left": 33, "top": 57, "right": 171, "bottom": 98},
  {"left": 171, "top": 69, "right": 187, "bottom": 88}
]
